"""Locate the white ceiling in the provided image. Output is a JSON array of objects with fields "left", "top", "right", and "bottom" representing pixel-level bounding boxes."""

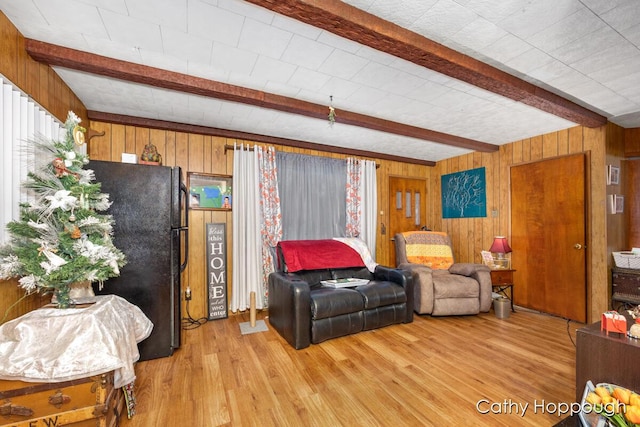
[{"left": 2, "top": 0, "right": 639, "bottom": 163}]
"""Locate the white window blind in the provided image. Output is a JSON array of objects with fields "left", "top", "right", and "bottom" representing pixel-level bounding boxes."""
[{"left": 0, "top": 76, "right": 63, "bottom": 243}]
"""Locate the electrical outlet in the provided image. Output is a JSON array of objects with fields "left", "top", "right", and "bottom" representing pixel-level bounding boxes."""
[{"left": 185, "top": 287, "right": 192, "bottom": 301}]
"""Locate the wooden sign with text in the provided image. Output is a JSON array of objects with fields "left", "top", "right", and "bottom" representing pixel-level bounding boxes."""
[{"left": 206, "top": 223, "right": 228, "bottom": 320}]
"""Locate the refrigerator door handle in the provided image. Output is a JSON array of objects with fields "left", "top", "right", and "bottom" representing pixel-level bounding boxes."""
[
  {"left": 180, "top": 181, "right": 189, "bottom": 272},
  {"left": 178, "top": 226, "right": 188, "bottom": 272}
]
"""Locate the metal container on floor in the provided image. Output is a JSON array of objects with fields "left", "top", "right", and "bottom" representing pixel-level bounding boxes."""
[{"left": 493, "top": 297, "right": 511, "bottom": 319}]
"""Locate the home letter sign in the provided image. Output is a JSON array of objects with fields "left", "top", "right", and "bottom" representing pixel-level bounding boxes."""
[{"left": 206, "top": 223, "right": 228, "bottom": 320}]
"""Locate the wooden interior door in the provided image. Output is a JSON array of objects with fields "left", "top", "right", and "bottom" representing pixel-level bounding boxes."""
[
  {"left": 628, "top": 159, "right": 640, "bottom": 248},
  {"left": 388, "top": 177, "right": 427, "bottom": 266},
  {"left": 510, "top": 154, "right": 587, "bottom": 322}
]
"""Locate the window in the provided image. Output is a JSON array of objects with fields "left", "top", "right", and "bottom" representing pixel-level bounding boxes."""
[
  {"left": 276, "top": 152, "right": 346, "bottom": 240},
  {"left": 1, "top": 76, "right": 65, "bottom": 243}
]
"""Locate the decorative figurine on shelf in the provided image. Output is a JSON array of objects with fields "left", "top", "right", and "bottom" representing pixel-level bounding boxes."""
[{"left": 140, "top": 143, "right": 162, "bottom": 165}]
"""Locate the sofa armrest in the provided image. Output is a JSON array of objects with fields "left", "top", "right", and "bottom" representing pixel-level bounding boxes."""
[
  {"left": 448, "top": 262, "right": 490, "bottom": 276},
  {"left": 398, "top": 262, "right": 434, "bottom": 314},
  {"left": 268, "top": 272, "right": 312, "bottom": 349},
  {"left": 449, "top": 263, "right": 493, "bottom": 312},
  {"left": 374, "top": 265, "right": 414, "bottom": 322}
]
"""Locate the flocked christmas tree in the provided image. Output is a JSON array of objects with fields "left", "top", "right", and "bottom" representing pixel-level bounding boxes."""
[{"left": 0, "top": 112, "right": 126, "bottom": 308}]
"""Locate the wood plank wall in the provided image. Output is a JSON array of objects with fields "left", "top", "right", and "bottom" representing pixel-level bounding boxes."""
[
  {"left": 0, "top": 12, "right": 87, "bottom": 323},
  {"left": 88, "top": 121, "right": 619, "bottom": 323},
  {"left": 86, "top": 122, "right": 431, "bottom": 319},
  {"left": 431, "top": 125, "right": 613, "bottom": 322},
  {"left": 0, "top": 13, "right": 86, "bottom": 125},
  {"left": 625, "top": 127, "right": 640, "bottom": 156},
  {"left": 607, "top": 123, "right": 628, "bottom": 260}
]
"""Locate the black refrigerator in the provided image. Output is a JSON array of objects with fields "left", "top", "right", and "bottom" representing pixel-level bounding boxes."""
[{"left": 90, "top": 160, "right": 188, "bottom": 361}]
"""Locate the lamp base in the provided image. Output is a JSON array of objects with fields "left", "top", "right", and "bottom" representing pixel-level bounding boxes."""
[{"left": 492, "top": 258, "right": 510, "bottom": 269}]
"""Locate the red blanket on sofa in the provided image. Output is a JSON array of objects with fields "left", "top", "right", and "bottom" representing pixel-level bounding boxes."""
[{"left": 277, "top": 239, "right": 366, "bottom": 272}]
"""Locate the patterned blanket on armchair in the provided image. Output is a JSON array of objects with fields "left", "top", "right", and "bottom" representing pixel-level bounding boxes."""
[{"left": 402, "top": 231, "right": 454, "bottom": 269}]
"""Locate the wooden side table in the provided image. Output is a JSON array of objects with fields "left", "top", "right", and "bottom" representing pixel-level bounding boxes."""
[{"left": 490, "top": 268, "right": 515, "bottom": 312}]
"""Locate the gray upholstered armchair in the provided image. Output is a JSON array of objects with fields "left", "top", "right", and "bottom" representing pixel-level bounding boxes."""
[{"left": 394, "top": 231, "right": 492, "bottom": 315}]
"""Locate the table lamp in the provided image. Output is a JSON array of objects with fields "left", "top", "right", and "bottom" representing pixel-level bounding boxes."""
[{"left": 489, "top": 236, "right": 511, "bottom": 269}]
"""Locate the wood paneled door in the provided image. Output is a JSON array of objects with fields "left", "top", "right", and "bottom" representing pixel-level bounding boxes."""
[
  {"left": 388, "top": 176, "right": 427, "bottom": 266},
  {"left": 629, "top": 159, "right": 640, "bottom": 249},
  {"left": 510, "top": 153, "right": 587, "bottom": 322}
]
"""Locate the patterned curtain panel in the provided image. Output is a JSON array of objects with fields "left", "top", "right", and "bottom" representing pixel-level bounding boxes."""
[
  {"left": 257, "top": 146, "right": 281, "bottom": 305},
  {"left": 345, "top": 158, "right": 377, "bottom": 259},
  {"left": 360, "top": 160, "right": 378, "bottom": 259},
  {"left": 346, "top": 158, "right": 361, "bottom": 238}
]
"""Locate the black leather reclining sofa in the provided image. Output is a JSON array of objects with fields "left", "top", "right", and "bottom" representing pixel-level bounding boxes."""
[{"left": 268, "top": 239, "right": 414, "bottom": 349}]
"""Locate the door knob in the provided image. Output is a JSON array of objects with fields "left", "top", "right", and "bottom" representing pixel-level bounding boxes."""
[{"left": 574, "top": 243, "right": 583, "bottom": 250}]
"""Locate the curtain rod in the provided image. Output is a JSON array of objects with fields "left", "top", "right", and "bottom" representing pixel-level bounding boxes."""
[
  {"left": 223, "top": 144, "right": 379, "bottom": 168},
  {"left": 224, "top": 144, "right": 253, "bottom": 152}
]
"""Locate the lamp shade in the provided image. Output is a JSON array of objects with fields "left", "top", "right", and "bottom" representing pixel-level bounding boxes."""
[{"left": 489, "top": 236, "right": 512, "bottom": 254}]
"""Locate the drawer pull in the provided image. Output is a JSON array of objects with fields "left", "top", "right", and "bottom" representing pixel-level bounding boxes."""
[
  {"left": 48, "top": 390, "right": 71, "bottom": 408},
  {"left": 0, "top": 401, "right": 34, "bottom": 417}
]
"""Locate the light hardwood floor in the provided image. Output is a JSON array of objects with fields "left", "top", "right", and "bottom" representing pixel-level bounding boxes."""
[{"left": 123, "top": 308, "right": 583, "bottom": 426}]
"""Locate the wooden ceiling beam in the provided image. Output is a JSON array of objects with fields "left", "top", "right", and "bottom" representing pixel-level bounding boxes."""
[
  {"left": 87, "top": 111, "right": 436, "bottom": 166},
  {"left": 246, "top": 0, "right": 607, "bottom": 128},
  {"left": 25, "top": 39, "right": 496, "bottom": 154}
]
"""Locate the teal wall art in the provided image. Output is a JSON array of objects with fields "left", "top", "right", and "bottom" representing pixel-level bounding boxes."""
[{"left": 441, "top": 167, "right": 487, "bottom": 218}]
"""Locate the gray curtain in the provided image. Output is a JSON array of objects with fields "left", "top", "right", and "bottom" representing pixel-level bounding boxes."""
[{"left": 276, "top": 152, "right": 346, "bottom": 240}]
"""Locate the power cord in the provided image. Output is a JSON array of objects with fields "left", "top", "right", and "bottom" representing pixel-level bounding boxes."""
[
  {"left": 516, "top": 305, "right": 577, "bottom": 347},
  {"left": 181, "top": 286, "right": 208, "bottom": 330},
  {"left": 565, "top": 318, "right": 576, "bottom": 348}
]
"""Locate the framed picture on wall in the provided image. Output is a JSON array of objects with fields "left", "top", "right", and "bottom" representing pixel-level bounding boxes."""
[
  {"left": 615, "top": 195, "right": 624, "bottom": 213},
  {"left": 187, "top": 172, "right": 232, "bottom": 210},
  {"left": 441, "top": 167, "right": 487, "bottom": 218},
  {"left": 480, "top": 250, "right": 495, "bottom": 268},
  {"left": 607, "top": 165, "right": 620, "bottom": 185}
]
